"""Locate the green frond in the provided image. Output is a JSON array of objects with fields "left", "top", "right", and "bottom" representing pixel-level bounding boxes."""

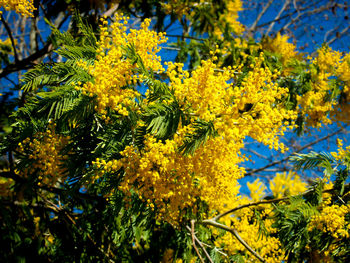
[
  {"left": 334, "top": 169, "right": 348, "bottom": 197},
  {"left": 272, "top": 197, "right": 315, "bottom": 258},
  {"left": 143, "top": 78, "right": 173, "bottom": 102},
  {"left": 47, "top": 11, "right": 97, "bottom": 48},
  {"left": 17, "top": 85, "right": 95, "bottom": 130},
  {"left": 122, "top": 43, "right": 149, "bottom": 76},
  {"left": 178, "top": 120, "right": 217, "bottom": 155},
  {"left": 134, "top": 122, "right": 147, "bottom": 150},
  {"left": 56, "top": 45, "right": 96, "bottom": 61},
  {"left": 253, "top": 209, "right": 268, "bottom": 239},
  {"left": 290, "top": 151, "right": 335, "bottom": 173},
  {"left": 93, "top": 120, "right": 133, "bottom": 158},
  {"left": 143, "top": 100, "right": 181, "bottom": 141},
  {"left": 73, "top": 12, "right": 98, "bottom": 47},
  {"left": 343, "top": 152, "right": 350, "bottom": 170},
  {"left": 49, "top": 26, "right": 76, "bottom": 47},
  {"left": 21, "top": 59, "right": 92, "bottom": 92},
  {"left": 52, "top": 60, "right": 92, "bottom": 85},
  {"left": 21, "top": 64, "right": 60, "bottom": 92},
  {"left": 303, "top": 180, "right": 324, "bottom": 206}
]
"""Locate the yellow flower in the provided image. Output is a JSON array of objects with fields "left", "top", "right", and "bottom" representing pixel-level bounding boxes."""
[
  {"left": 76, "top": 13, "right": 167, "bottom": 117},
  {"left": 247, "top": 178, "right": 266, "bottom": 202},
  {"left": 270, "top": 171, "right": 307, "bottom": 198},
  {"left": 0, "top": 0, "right": 36, "bottom": 16},
  {"left": 331, "top": 139, "right": 350, "bottom": 162},
  {"left": 16, "top": 123, "right": 71, "bottom": 186},
  {"left": 309, "top": 204, "right": 350, "bottom": 239},
  {"left": 263, "top": 33, "right": 298, "bottom": 67}
]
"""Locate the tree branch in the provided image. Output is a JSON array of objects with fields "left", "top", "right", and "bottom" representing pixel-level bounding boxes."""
[
  {"left": 0, "top": 14, "right": 19, "bottom": 63},
  {"left": 201, "top": 219, "right": 267, "bottom": 263},
  {"left": 326, "top": 24, "right": 350, "bottom": 46},
  {"left": 245, "top": 126, "right": 345, "bottom": 176},
  {"left": 103, "top": 3, "right": 119, "bottom": 17},
  {"left": 0, "top": 42, "right": 53, "bottom": 78},
  {"left": 211, "top": 196, "right": 291, "bottom": 222},
  {"left": 187, "top": 222, "right": 214, "bottom": 263},
  {"left": 266, "top": 0, "right": 291, "bottom": 36},
  {"left": 209, "top": 183, "right": 349, "bottom": 222},
  {"left": 191, "top": 220, "right": 205, "bottom": 263},
  {"left": 249, "top": 0, "right": 274, "bottom": 33}
]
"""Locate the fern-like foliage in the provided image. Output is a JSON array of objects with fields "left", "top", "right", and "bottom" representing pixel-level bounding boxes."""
[
  {"left": 22, "top": 52, "right": 93, "bottom": 92},
  {"left": 303, "top": 180, "right": 325, "bottom": 206},
  {"left": 272, "top": 196, "right": 318, "bottom": 261},
  {"left": 144, "top": 100, "right": 181, "bottom": 141},
  {"left": 178, "top": 120, "right": 217, "bottom": 155},
  {"left": 333, "top": 169, "right": 349, "bottom": 197},
  {"left": 22, "top": 14, "right": 96, "bottom": 93},
  {"left": 290, "top": 151, "right": 335, "bottom": 177}
]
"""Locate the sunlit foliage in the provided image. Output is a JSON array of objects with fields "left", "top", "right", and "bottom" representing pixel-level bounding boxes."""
[{"left": 1, "top": 1, "right": 350, "bottom": 262}]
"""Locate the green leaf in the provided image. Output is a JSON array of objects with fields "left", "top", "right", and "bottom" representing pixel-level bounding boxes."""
[
  {"left": 290, "top": 151, "right": 335, "bottom": 172},
  {"left": 178, "top": 120, "right": 217, "bottom": 155},
  {"left": 143, "top": 101, "right": 181, "bottom": 141}
]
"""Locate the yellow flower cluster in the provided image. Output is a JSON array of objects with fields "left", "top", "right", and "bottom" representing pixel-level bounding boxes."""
[
  {"left": 76, "top": 14, "right": 167, "bottom": 117},
  {"left": 166, "top": 58, "right": 235, "bottom": 122},
  {"left": 162, "top": 0, "right": 243, "bottom": 37},
  {"left": 0, "top": 0, "right": 35, "bottom": 16},
  {"left": 309, "top": 204, "right": 350, "bottom": 239},
  {"left": 334, "top": 53, "right": 350, "bottom": 122},
  {"left": 169, "top": 54, "right": 296, "bottom": 151},
  {"left": 211, "top": 171, "right": 311, "bottom": 261},
  {"left": 0, "top": 38, "right": 12, "bottom": 53},
  {"left": 262, "top": 33, "right": 298, "bottom": 68},
  {"left": 247, "top": 178, "right": 266, "bottom": 202},
  {"left": 95, "top": 132, "right": 198, "bottom": 222},
  {"left": 213, "top": 204, "right": 285, "bottom": 262},
  {"left": 297, "top": 46, "right": 342, "bottom": 127},
  {"left": 231, "top": 56, "right": 297, "bottom": 151},
  {"left": 214, "top": 0, "right": 244, "bottom": 37},
  {"left": 16, "top": 124, "right": 71, "bottom": 186},
  {"left": 331, "top": 138, "right": 350, "bottom": 162},
  {"left": 337, "top": 53, "right": 350, "bottom": 83},
  {"left": 161, "top": 0, "right": 189, "bottom": 17},
  {"left": 92, "top": 54, "right": 298, "bottom": 224},
  {"left": 214, "top": 170, "right": 308, "bottom": 261},
  {"left": 0, "top": 174, "right": 14, "bottom": 198},
  {"left": 247, "top": 172, "right": 307, "bottom": 200},
  {"left": 270, "top": 171, "right": 307, "bottom": 198},
  {"left": 94, "top": 128, "right": 244, "bottom": 223}
]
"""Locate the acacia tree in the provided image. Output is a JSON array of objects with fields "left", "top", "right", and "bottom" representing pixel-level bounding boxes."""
[{"left": 1, "top": 1, "right": 350, "bottom": 262}]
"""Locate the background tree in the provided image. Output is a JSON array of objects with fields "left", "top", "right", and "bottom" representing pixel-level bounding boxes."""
[{"left": 1, "top": 1, "right": 350, "bottom": 262}]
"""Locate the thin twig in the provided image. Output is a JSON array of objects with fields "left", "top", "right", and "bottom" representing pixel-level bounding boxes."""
[
  {"left": 162, "top": 46, "right": 181, "bottom": 51},
  {"left": 186, "top": 225, "right": 215, "bottom": 262},
  {"left": 326, "top": 24, "right": 350, "bottom": 46},
  {"left": 201, "top": 220, "right": 267, "bottom": 263},
  {"left": 40, "top": 196, "right": 116, "bottom": 263},
  {"left": 166, "top": 34, "right": 204, "bottom": 41},
  {"left": 0, "top": 42, "right": 53, "bottom": 78},
  {"left": 266, "top": 0, "right": 291, "bottom": 36},
  {"left": 210, "top": 183, "right": 350, "bottom": 222},
  {"left": 191, "top": 220, "right": 205, "bottom": 263},
  {"left": 249, "top": 0, "right": 274, "bottom": 33},
  {"left": 211, "top": 196, "right": 291, "bottom": 222},
  {"left": 103, "top": 3, "right": 119, "bottom": 17},
  {"left": 256, "top": 2, "right": 317, "bottom": 29},
  {"left": 245, "top": 126, "right": 346, "bottom": 176},
  {"left": 0, "top": 14, "right": 19, "bottom": 63}
]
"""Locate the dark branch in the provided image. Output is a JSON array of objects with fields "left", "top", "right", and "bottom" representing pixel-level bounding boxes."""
[
  {"left": 0, "top": 14, "right": 19, "bottom": 63},
  {"left": 0, "top": 43, "right": 53, "bottom": 79}
]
